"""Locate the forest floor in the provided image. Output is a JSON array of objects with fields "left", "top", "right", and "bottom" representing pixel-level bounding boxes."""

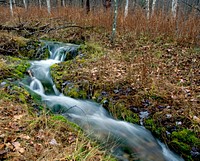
[
  {"left": 0, "top": 32, "right": 115, "bottom": 160},
  {"left": 0, "top": 12, "right": 199, "bottom": 160},
  {"left": 50, "top": 26, "right": 200, "bottom": 160}
]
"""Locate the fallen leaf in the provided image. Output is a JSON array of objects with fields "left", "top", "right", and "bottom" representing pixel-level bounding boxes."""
[
  {"left": 12, "top": 142, "right": 21, "bottom": 150},
  {"left": 19, "top": 134, "right": 30, "bottom": 140},
  {"left": 13, "top": 114, "right": 24, "bottom": 121},
  {"left": 12, "top": 142, "right": 25, "bottom": 153},
  {"left": 0, "top": 144, "right": 5, "bottom": 150},
  {"left": 19, "top": 147, "right": 25, "bottom": 154},
  {"left": 49, "top": 138, "right": 58, "bottom": 145},
  {"left": 0, "top": 150, "right": 7, "bottom": 155}
]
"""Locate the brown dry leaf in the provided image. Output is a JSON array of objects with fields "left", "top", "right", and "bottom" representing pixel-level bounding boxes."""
[
  {"left": 13, "top": 114, "right": 24, "bottom": 121},
  {"left": 19, "top": 134, "right": 30, "bottom": 140},
  {"left": 0, "top": 144, "right": 5, "bottom": 150},
  {"left": 193, "top": 116, "right": 200, "bottom": 124},
  {"left": 12, "top": 142, "right": 25, "bottom": 154},
  {"left": 6, "top": 142, "right": 14, "bottom": 150},
  {"left": 49, "top": 138, "right": 58, "bottom": 145},
  {"left": 0, "top": 150, "right": 7, "bottom": 155}
]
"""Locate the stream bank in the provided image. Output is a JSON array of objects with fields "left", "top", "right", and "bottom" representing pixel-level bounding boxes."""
[
  {"left": 51, "top": 38, "right": 200, "bottom": 160},
  {"left": 0, "top": 30, "right": 199, "bottom": 160},
  {"left": 0, "top": 33, "right": 115, "bottom": 161}
]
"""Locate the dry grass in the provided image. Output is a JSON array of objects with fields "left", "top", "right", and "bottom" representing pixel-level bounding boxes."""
[
  {"left": 0, "top": 98, "right": 114, "bottom": 161},
  {"left": 0, "top": 6, "right": 199, "bottom": 45}
]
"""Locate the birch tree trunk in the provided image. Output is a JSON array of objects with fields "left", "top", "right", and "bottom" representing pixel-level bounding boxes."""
[
  {"left": 9, "top": 0, "right": 13, "bottom": 17},
  {"left": 172, "top": 0, "right": 178, "bottom": 18},
  {"left": 124, "top": 0, "right": 129, "bottom": 19},
  {"left": 111, "top": 0, "right": 118, "bottom": 43},
  {"left": 151, "top": 0, "right": 157, "bottom": 16},
  {"left": 23, "top": 0, "right": 27, "bottom": 10},
  {"left": 146, "top": 0, "right": 150, "bottom": 20},
  {"left": 39, "top": 0, "right": 42, "bottom": 9},
  {"left": 62, "top": 0, "right": 65, "bottom": 7},
  {"left": 46, "top": 0, "right": 51, "bottom": 14}
]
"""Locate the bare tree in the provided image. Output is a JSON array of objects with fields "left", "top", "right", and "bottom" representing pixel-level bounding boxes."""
[
  {"left": 86, "top": 0, "right": 90, "bottom": 13},
  {"left": 62, "top": 0, "right": 65, "bottom": 7},
  {"left": 124, "top": 0, "right": 129, "bottom": 19},
  {"left": 172, "top": 0, "right": 178, "bottom": 18},
  {"left": 102, "top": 0, "right": 111, "bottom": 10},
  {"left": 9, "top": 0, "right": 13, "bottom": 16},
  {"left": 23, "top": 0, "right": 27, "bottom": 10},
  {"left": 46, "top": 0, "right": 51, "bottom": 14},
  {"left": 111, "top": 0, "right": 118, "bottom": 43},
  {"left": 152, "top": 0, "right": 157, "bottom": 16},
  {"left": 146, "top": 0, "right": 150, "bottom": 19},
  {"left": 38, "top": 0, "right": 42, "bottom": 9}
]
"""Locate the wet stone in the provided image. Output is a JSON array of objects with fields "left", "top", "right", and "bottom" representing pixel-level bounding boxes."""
[
  {"left": 158, "top": 105, "right": 165, "bottom": 110},
  {"left": 113, "top": 89, "right": 119, "bottom": 94},
  {"left": 175, "top": 121, "right": 182, "bottom": 126},
  {"left": 166, "top": 114, "right": 172, "bottom": 119},
  {"left": 142, "top": 99, "right": 151, "bottom": 107},
  {"left": 129, "top": 106, "right": 139, "bottom": 113},
  {"left": 101, "top": 91, "right": 107, "bottom": 96},
  {"left": 0, "top": 82, "right": 6, "bottom": 86}
]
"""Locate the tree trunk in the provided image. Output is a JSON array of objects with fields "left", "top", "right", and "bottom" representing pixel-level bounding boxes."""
[
  {"left": 111, "top": 0, "right": 118, "bottom": 44},
  {"left": 146, "top": 0, "right": 150, "bottom": 20},
  {"left": 62, "top": 0, "right": 65, "bottom": 7},
  {"left": 23, "top": 0, "right": 27, "bottom": 10},
  {"left": 9, "top": 0, "right": 13, "bottom": 17},
  {"left": 12, "top": 0, "right": 16, "bottom": 7},
  {"left": 132, "top": 0, "right": 136, "bottom": 10},
  {"left": 46, "top": 0, "right": 51, "bottom": 14},
  {"left": 151, "top": 0, "right": 157, "bottom": 16},
  {"left": 124, "top": 0, "right": 129, "bottom": 19},
  {"left": 39, "top": 0, "right": 42, "bottom": 9},
  {"left": 172, "top": 0, "right": 178, "bottom": 18},
  {"left": 102, "top": 0, "right": 111, "bottom": 10},
  {"left": 86, "top": 0, "right": 90, "bottom": 14}
]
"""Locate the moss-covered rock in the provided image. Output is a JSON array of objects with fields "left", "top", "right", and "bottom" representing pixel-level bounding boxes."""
[
  {"left": 0, "top": 55, "right": 30, "bottom": 80},
  {"left": 169, "top": 129, "right": 200, "bottom": 160}
]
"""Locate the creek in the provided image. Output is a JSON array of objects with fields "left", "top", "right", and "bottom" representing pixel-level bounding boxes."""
[{"left": 21, "top": 41, "right": 184, "bottom": 161}]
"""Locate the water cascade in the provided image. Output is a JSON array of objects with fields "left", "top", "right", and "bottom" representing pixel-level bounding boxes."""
[{"left": 23, "top": 41, "right": 184, "bottom": 161}]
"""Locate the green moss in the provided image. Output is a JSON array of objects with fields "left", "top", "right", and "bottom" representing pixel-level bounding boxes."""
[
  {"left": 50, "top": 115, "right": 82, "bottom": 131},
  {"left": 171, "top": 139, "right": 191, "bottom": 153},
  {"left": 144, "top": 118, "right": 165, "bottom": 137},
  {"left": 171, "top": 129, "right": 200, "bottom": 147},
  {"left": 92, "top": 91, "right": 101, "bottom": 101},
  {"left": 110, "top": 102, "right": 140, "bottom": 124},
  {"left": 125, "top": 112, "right": 140, "bottom": 124},
  {"left": 65, "top": 87, "right": 79, "bottom": 98},
  {"left": 0, "top": 56, "right": 30, "bottom": 79},
  {"left": 13, "top": 36, "right": 28, "bottom": 47},
  {"left": 51, "top": 115, "right": 68, "bottom": 123},
  {"left": 79, "top": 42, "right": 104, "bottom": 59},
  {"left": 12, "top": 60, "right": 30, "bottom": 78}
]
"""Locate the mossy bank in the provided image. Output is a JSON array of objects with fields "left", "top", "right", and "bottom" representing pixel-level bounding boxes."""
[
  {"left": 51, "top": 38, "right": 200, "bottom": 161},
  {"left": 0, "top": 33, "right": 115, "bottom": 161}
]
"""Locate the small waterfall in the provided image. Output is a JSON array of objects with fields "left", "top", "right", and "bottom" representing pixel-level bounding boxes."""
[
  {"left": 24, "top": 41, "right": 184, "bottom": 161},
  {"left": 30, "top": 77, "right": 44, "bottom": 94}
]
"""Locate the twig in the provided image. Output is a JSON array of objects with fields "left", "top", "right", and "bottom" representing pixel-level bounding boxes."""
[
  {"left": 181, "top": 1, "right": 200, "bottom": 13},
  {"left": 0, "top": 24, "right": 93, "bottom": 35}
]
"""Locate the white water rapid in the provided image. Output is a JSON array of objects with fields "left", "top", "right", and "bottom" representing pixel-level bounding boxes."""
[{"left": 24, "top": 41, "right": 184, "bottom": 161}]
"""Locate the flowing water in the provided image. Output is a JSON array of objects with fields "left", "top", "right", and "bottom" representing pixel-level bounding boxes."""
[{"left": 22, "top": 41, "right": 184, "bottom": 161}]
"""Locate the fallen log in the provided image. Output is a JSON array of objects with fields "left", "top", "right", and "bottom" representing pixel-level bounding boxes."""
[{"left": 0, "top": 23, "right": 93, "bottom": 36}]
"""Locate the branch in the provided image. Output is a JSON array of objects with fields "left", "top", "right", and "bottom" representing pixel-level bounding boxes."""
[
  {"left": 181, "top": 1, "right": 200, "bottom": 13},
  {"left": 0, "top": 23, "right": 94, "bottom": 36}
]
